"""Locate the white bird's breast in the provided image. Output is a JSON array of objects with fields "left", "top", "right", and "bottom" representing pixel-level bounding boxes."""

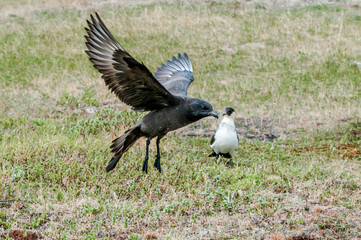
[{"left": 210, "top": 121, "right": 238, "bottom": 154}]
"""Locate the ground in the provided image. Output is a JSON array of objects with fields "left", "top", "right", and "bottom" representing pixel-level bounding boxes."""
[{"left": 0, "top": 0, "right": 360, "bottom": 239}]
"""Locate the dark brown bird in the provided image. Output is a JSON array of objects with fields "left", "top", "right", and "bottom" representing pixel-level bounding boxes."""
[{"left": 84, "top": 13, "right": 218, "bottom": 173}]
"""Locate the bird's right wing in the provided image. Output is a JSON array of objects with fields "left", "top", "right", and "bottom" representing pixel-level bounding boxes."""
[
  {"left": 154, "top": 53, "right": 194, "bottom": 96},
  {"left": 210, "top": 134, "right": 215, "bottom": 145},
  {"left": 85, "top": 13, "right": 178, "bottom": 111}
]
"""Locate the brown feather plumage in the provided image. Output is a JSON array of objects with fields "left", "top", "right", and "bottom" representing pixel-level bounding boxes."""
[{"left": 84, "top": 13, "right": 178, "bottom": 111}]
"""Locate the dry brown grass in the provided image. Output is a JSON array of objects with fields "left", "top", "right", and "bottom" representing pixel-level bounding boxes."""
[{"left": 2, "top": 0, "right": 361, "bottom": 131}]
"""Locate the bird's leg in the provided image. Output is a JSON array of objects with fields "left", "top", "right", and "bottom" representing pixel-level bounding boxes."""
[
  {"left": 154, "top": 136, "right": 162, "bottom": 172},
  {"left": 227, "top": 155, "right": 233, "bottom": 167},
  {"left": 142, "top": 139, "right": 151, "bottom": 173}
]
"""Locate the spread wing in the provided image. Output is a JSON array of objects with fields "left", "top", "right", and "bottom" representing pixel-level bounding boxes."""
[
  {"left": 84, "top": 13, "right": 178, "bottom": 111},
  {"left": 154, "top": 53, "right": 194, "bottom": 96}
]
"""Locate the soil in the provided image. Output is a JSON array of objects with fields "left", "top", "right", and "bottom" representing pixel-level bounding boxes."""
[
  {"left": 0, "top": 230, "right": 41, "bottom": 240},
  {"left": 181, "top": 116, "right": 304, "bottom": 142}
]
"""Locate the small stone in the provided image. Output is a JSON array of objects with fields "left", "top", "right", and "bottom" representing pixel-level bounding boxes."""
[{"left": 85, "top": 106, "right": 96, "bottom": 114}]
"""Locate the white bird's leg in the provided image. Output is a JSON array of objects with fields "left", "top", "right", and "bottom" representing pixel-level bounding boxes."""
[
  {"left": 228, "top": 156, "right": 233, "bottom": 166},
  {"left": 225, "top": 153, "right": 233, "bottom": 166},
  {"left": 142, "top": 138, "right": 151, "bottom": 173}
]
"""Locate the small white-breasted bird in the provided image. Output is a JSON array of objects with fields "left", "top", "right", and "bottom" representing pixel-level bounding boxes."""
[{"left": 209, "top": 107, "right": 238, "bottom": 163}]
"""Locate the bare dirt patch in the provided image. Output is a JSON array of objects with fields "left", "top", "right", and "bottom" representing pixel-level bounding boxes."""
[
  {"left": 181, "top": 115, "right": 357, "bottom": 142},
  {"left": 182, "top": 116, "right": 281, "bottom": 141},
  {"left": 0, "top": 230, "right": 42, "bottom": 240}
]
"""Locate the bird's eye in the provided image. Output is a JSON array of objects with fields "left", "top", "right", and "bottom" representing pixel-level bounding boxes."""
[{"left": 202, "top": 105, "right": 207, "bottom": 110}]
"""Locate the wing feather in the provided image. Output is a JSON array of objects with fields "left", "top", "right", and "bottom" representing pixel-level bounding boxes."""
[
  {"left": 84, "top": 13, "right": 178, "bottom": 111},
  {"left": 154, "top": 53, "right": 194, "bottom": 96}
]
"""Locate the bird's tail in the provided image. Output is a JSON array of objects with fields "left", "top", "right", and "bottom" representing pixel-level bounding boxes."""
[{"left": 106, "top": 126, "right": 141, "bottom": 172}]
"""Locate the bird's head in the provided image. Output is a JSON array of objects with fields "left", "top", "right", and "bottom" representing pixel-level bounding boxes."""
[
  {"left": 186, "top": 99, "right": 218, "bottom": 121},
  {"left": 223, "top": 107, "right": 235, "bottom": 116}
]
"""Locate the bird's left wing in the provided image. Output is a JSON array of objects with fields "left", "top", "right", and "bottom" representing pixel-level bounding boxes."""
[
  {"left": 85, "top": 13, "right": 178, "bottom": 111},
  {"left": 154, "top": 53, "right": 194, "bottom": 96}
]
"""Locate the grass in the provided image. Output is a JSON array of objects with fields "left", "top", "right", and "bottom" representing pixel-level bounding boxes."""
[{"left": 0, "top": 1, "right": 361, "bottom": 239}]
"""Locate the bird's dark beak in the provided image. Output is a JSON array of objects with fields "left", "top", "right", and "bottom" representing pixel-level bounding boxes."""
[{"left": 209, "top": 111, "right": 218, "bottom": 119}]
